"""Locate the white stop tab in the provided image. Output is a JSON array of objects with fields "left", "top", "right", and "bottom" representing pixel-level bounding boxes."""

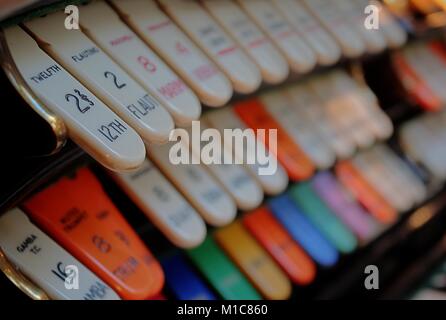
[
  {"left": 112, "top": 159, "right": 207, "bottom": 249},
  {"left": 148, "top": 142, "right": 237, "bottom": 227},
  {"left": 365, "top": 145, "right": 425, "bottom": 208},
  {"left": 110, "top": 0, "right": 233, "bottom": 108},
  {"left": 302, "top": 0, "right": 366, "bottom": 58},
  {"left": 307, "top": 75, "right": 362, "bottom": 153},
  {"left": 236, "top": 0, "right": 316, "bottom": 74},
  {"left": 284, "top": 84, "right": 340, "bottom": 161},
  {"left": 186, "top": 124, "right": 264, "bottom": 211},
  {"left": 79, "top": 1, "right": 201, "bottom": 128},
  {"left": 400, "top": 119, "right": 446, "bottom": 180},
  {"left": 260, "top": 90, "right": 336, "bottom": 170},
  {"left": 364, "top": 145, "right": 416, "bottom": 210},
  {"left": 202, "top": 0, "right": 289, "bottom": 85},
  {"left": 311, "top": 72, "right": 377, "bottom": 150},
  {"left": 271, "top": 0, "right": 342, "bottom": 66},
  {"left": 203, "top": 107, "right": 289, "bottom": 196},
  {"left": 296, "top": 79, "right": 356, "bottom": 159},
  {"left": 0, "top": 208, "right": 121, "bottom": 300},
  {"left": 24, "top": 11, "right": 174, "bottom": 145},
  {"left": 368, "top": 147, "right": 418, "bottom": 210},
  {"left": 373, "top": 144, "right": 427, "bottom": 205},
  {"left": 159, "top": 0, "right": 261, "bottom": 95},
  {"left": 329, "top": 71, "right": 394, "bottom": 141},
  {"left": 4, "top": 26, "right": 145, "bottom": 172},
  {"left": 324, "top": 71, "right": 377, "bottom": 149},
  {"left": 352, "top": 151, "right": 413, "bottom": 212}
]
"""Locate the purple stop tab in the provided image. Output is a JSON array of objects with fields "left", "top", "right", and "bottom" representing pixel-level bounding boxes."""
[{"left": 311, "top": 172, "right": 381, "bottom": 242}]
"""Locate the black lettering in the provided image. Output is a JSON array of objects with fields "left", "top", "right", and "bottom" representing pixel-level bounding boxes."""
[
  {"left": 104, "top": 71, "right": 127, "bottom": 89},
  {"left": 72, "top": 47, "right": 100, "bottom": 63},
  {"left": 16, "top": 234, "right": 38, "bottom": 253},
  {"left": 29, "top": 64, "right": 61, "bottom": 84},
  {"left": 98, "top": 119, "right": 127, "bottom": 143}
]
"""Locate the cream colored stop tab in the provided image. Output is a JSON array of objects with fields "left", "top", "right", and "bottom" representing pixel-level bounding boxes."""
[
  {"left": 352, "top": 150, "right": 413, "bottom": 212},
  {"left": 203, "top": 107, "right": 289, "bottom": 196},
  {"left": 112, "top": 159, "right": 207, "bottom": 249},
  {"left": 24, "top": 11, "right": 175, "bottom": 145},
  {"left": 186, "top": 124, "right": 264, "bottom": 211},
  {"left": 302, "top": 0, "right": 366, "bottom": 58},
  {"left": 260, "top": 90, "right": 336, "bottom": 170},
  {"left": 237, "top": 0, "right": 317, "bottom": 74},
  {"left": 202, "top": 0, "right": 289, "bottom": 85},
  {"left": 271, "top": 0, "right": 342, "bottom": 66},
  {"left": 324, "top": 71, "right": 377, "bottom": 149},
  {"left": 4, "top": 26, "right": 145, "bottom": 172},
  {"left": 374, "top": 144, "right": 427, "bottom": 205},
  {"left": 148, "top": 142, "right": 237, "bottom": 227},
  {"left": 302, "top": 78, "right": 356, "bottom": 159},
  {"left": 329, "top": 71, "right": 393, "bottom": 141},
  {"left": 159, "top": 0, "right": 261, "bottom": 94},
  {"left": 110, "top": 0, "right": 233, "bottom": 107},
  {"left": 366, "top": 145, "right": 425, "bottom": 208}
]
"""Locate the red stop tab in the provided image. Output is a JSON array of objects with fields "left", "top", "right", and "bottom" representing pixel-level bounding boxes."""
[
  {"left": 24, "top": 167, "right": 165, "bottom": 300},
  {"left": 393, "top": 52, "right": 442, "bottom": 112},
  {"left": 243, "top": 207, "right": 316, "bottom": 285}
]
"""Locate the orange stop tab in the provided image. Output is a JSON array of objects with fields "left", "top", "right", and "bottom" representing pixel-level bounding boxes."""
[
  {"left": 23, "top": 167, "right": 164, "bottom": 300},
  {"left": 335, "top": 161, "right": 398, "bottom": 224},
  {"left": 392, "top": 52, "right": 442, "bottom": 112},
  {"left": 243, "top": 207, "right": 316, "bottom": 285},
  {"left": 234, "top": 99, "right": 315, "bottom": 181}
]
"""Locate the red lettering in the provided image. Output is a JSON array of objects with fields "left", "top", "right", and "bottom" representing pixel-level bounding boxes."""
[
  {"left": 175, "top": 41, "right": 190, "bottom": 55},
  {"left": 137, "top": 56, "right": 157, "bottom": 73},
  {"left": 158, "top": 79, "right": 186, "bottom": 99},
  {"left": 193, "top": 64, "right": 218, "bottom": 81},
  {"left": 109, "top": 35, "right": 133, "bottom": 47}
]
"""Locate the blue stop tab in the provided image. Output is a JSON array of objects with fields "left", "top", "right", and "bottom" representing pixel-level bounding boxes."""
[
  {"left": 268, "top": 194, "right": 339, "bottom": 267},
  {"left": 161, "top": 253, "right": 216, "bottom": 300}
]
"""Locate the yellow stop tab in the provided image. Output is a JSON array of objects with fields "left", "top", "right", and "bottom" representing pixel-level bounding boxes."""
[{"left": 214, "top": 221, "right": 292, "bottom": 300}]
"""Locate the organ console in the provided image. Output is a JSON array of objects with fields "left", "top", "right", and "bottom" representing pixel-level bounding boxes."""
[{"left": 1, "top": 0, "right": 446, "bottom": 302}]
